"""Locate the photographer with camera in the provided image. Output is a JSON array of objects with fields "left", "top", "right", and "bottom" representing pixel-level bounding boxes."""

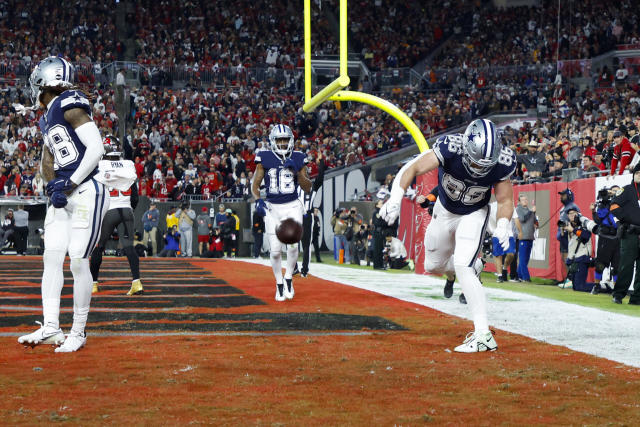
[
  {"left": 609, "top": 163, "right": 640, "bottom": 305},
  {"left": 589, "top": 187, "right": 620, "bottom": 294},
  {"left": 351, "top": 224, "right": 369, "bottom": 265},
  {"left": 346, "top": 207, "right": 363, "bottom": 264},
  {"left": 158, "top": 225, "right": 180, "bottom": 257},
  {"left": 564, "top": 208, "right": 594, "bottom": 292},
  {"left": 331, "top": 208, "right": 351, "bottom": 263},
  {"left": 557, "top": 189, "right": 581, "bottom": 287}
]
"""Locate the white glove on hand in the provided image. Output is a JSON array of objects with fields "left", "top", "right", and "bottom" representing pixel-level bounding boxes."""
[
  {"left": 12, "top": 103, "right": 29, "bottom": 116},
  {"left": 379, "top": 187, "right": 404, "bottom": 225},
  {"left": 493, "top": 217, "right": 512, "bottom": 251},
  {"left": 380, "top": 198, "right": 401, "bottom": 225}
]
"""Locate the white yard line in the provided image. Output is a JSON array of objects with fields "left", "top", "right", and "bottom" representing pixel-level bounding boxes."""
[{"left": 238, "top": 258, "right": 640, "bottom": 369}]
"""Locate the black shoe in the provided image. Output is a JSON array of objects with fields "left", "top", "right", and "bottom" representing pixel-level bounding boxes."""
[
  {"left": 629, "top": 300, "right": 640, "bottom": 305},
  {"left": 292, "top": 265, "right": 300, "bottom": 276},
  {"left": 459, "top": 293, "right": 467, "bottom": 304},
  {"left": 612, "top": 295, "right": 623, "bottom": 304},
  {"left": 444, "top": 277, "right": 455, "bottom": 299},
  {"left": 590, "top": 285, "right": 600, "bottom": 295},
  {"left": 496, "top": 276, "right": 505, "bottom": 283}
]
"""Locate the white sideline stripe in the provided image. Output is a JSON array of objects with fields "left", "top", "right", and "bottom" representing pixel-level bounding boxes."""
[
  {"left": 237, "top": 258, "right": 640, "bottom": 369},
  {"left": 4, "top": 331, "right": 373, "bottom": 338}
]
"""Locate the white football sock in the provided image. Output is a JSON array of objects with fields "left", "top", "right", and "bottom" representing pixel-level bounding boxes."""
[
  {"left": 454, "top": 264, "right": 489, "bottom": 334},
  {"left": 284, "top": 245, "right": 298, "bottom": 280},
  {"left": 70, "top": 258, "right": 93, "bottom": 335},
  {"left": 41, "top": 250, "right": 66, "bottom": 329}
]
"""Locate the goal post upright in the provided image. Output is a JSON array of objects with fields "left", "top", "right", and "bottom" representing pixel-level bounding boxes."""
[{"left": 303, "top": 0, "right": 429, "bottom": 152}]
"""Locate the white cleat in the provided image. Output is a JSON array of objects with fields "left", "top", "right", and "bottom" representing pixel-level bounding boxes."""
[
  {"left": 55, "top": 331, "right": 87, "bottom": 353},
  {"left": 275, "top": 283, "right": 286, "bottom": 302},
  {"left": 284, "top": 278, "right": 294, "bottom": 300},
  {"left": 454, "top": 331, "right": 498, "bottom": 353},
  {"left": 18, "top": 321, "right": 65, "bottom": 348}
]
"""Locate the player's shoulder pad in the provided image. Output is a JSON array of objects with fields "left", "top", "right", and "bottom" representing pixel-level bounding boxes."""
[
  {"left": 292, "top": 150, "right": 307, "bottom": 165},
  {"left": 432, "top": 133, "right": 463, "bottom": 164},
  {"left": 58, "top": 90, "right": 91, "bottom": 114},
  {"left": 254, "top": 148, "right": 268, "bottom": 163},
  {"left": 496, "top": 146, "right": 517, "bottom": 180}
]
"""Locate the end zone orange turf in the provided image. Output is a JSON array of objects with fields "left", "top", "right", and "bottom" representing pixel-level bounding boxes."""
[{"left": 1, "top": 257, "right": 639, "bottom": 424}]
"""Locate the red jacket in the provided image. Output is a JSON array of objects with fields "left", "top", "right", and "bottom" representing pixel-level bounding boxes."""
[{"left": 610, "top": 137, "right": 636, "bottom": 175}]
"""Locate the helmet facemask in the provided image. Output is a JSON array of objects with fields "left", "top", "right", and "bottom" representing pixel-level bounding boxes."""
[{"left": 269, "top": 125, "right": 294, "bottom": 161}]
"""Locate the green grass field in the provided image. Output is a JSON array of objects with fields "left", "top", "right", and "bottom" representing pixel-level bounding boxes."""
[{"left": 314, "top": 253, "right": 640, "bottom": 318}]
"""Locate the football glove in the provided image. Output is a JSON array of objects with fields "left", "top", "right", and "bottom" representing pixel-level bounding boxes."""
[
  {"left": 46, "top": 178, "right": 75, "bottom": 196},
  {"left": 493, "top": 217, "right": 512, "bottom": 251},
  {"left": 380, "top": 199, "right": 401, "bottom": 225},
  {"left": 283, "top": 158, "right": 300, "bottom": 172},
  {"left": 255, "top": 198, "right": 267, "bottom": 216},
  {"left": 50, "top": 191, "right": 68, "bottom": 209}
]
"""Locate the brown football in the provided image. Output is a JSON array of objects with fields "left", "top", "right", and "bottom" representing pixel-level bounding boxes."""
[{"left": 276, "top": 218, "right": 303, "bottom": 244}]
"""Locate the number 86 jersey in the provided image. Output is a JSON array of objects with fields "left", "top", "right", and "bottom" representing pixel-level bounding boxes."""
[
  {"left": 432, "top": 134, "right": 516, "bottom": 215},
  {"left": 255, "top": 149, "right": 307, "bottom": 204},
  {"left": 40, "top": 90, "right": 96, "bottom": 181}
]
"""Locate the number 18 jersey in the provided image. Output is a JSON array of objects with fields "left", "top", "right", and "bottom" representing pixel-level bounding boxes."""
[
  {"left": 40, "top": 90, "right": 97, "bottom": 182},
  {"left": 432, "top": 133, "right": 516, "bottom": 215},
  {"left": 256, "top": 149, "right": 307, "bottom": 204}
]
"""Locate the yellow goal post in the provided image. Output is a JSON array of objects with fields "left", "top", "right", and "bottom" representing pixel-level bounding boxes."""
[{"left": 303, "top": 0, "right": 429, "bottom": 153}]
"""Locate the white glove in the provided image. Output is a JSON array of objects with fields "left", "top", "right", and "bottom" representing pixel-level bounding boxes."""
[
  {"left": 12, "top": 103, "right": 28, "bottom": 116},
  {"left": 493, "top": 217, "right": 512, "bottom": 251},
  {"left": 379, "top": 187, "right": 404, "bottom": 225}
]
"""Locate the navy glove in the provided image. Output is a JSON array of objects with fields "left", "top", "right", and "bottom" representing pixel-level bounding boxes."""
[
  {"left": 255, "top": 198, "right": 267, "bottom": 216},
  {"left": 283, "top": 158, "right": 299, "bottom": 172},
  {"left": 50, "top": 191, "right": 68, "bottom": 208},
  {"left": 46, "top": 178, "right": 74, "bottom": 196}
]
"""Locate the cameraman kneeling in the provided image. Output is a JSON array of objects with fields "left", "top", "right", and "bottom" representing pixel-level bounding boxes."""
[
  {"left": 385, "top": 233, "right": 414, "bottom": 270},
  {"left": 564, "top": 208, "right": 594, "bottom": 292}
]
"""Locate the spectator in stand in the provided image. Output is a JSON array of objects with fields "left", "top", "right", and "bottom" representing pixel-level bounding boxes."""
[
  {"left": 142, "top": 201, "right": 160, "bottom": 256},
  {"left": 176, "top": 201, "right": 196, "bottom": 257},
  {"left": 196, "top": 207, "right": 212, "bottom": 257},
  {"left": 517, "top": 140, "right": 547, "bottom": 181},
  {"left": 610, "top": 130, "right": 636, "bottom": 175},
  {"left": 12, "top": 205, "right": 28, "bottom": 255}
]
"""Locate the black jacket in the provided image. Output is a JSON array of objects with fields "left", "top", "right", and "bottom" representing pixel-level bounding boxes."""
[{"left": 611, "top": 183, "right": 640, "bottom": 227}]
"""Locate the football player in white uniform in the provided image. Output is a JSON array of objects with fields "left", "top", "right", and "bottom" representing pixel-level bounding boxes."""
[
  {"left": 381, "top": 119, "right": 516, "bottom": 352},
  {"left": 251, "top": 125, "right": 312, "bottom": 301},
  {"left": 18, "top": 57, "right": 109, "bottom": 352},
  {"left": 90, "top": 135, "right": 141, "bottom": 296}
]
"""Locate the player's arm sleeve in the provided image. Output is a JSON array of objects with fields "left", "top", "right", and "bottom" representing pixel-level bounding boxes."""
[
  {"left": 431, "top": 136, "right": 447, "bottom": 166},
  {"left": 130, "top": 182, "right": 139, "bottom": 210},
  {"left": 69, "top": 120, "right": 104, "bottom": 185}
]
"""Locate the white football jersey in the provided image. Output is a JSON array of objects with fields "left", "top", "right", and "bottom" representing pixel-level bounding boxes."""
[
  {"left": 95, "top": 159, "right": 137, "bottom": 191},
  {"left": 96, "top": 159, "right": 137, "bottom": 209}
]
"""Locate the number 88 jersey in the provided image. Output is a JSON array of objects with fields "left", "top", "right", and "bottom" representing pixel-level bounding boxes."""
[
  {"left": 432, "top": 133, "right": 516, "bottom": 215},
  {"left": 255, "top": 149, "right": 307, "bottom": 204},
  {"left": 40, "top": 90, "right": 96, "bottom": 181}
]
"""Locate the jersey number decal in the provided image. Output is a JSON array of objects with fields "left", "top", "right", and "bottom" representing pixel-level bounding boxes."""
[
  {"left": 267, "top": 168, "right": 295, "bottom": 194},
  {"left": 442, "top": 173, "right": 489, "bottom": 205},
  {"left": 48, "top": 125, "right": 79, "bottom": 167}
]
